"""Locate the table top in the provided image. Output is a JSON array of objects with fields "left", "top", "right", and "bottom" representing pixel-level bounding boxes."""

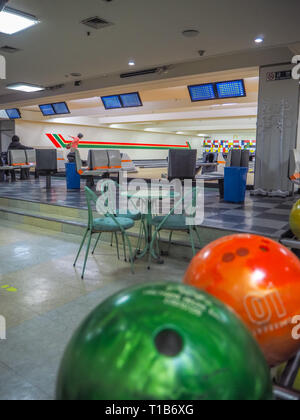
[{"left": 122, "top": 189, "right": 180, "bottom": 200}]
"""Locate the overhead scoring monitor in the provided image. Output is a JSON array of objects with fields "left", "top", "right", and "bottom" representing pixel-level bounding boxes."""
[
  {"left": 120, "top": 92, "right": 143, "bottom": 108},
  {"left": 101, "top": 95, "right": 123, "bottom": 110},
  {"left": 52, "top": 102, "right": 70, "bottom": 115},
  {"left": 6, "top": 108, "right": 21, "bottom": 119},
  {"left": 39, "top": 104, "right": 56, "bottom": 116},
  {"left": 188, "top": 83, "right": 217, "bottom": 102},
  {"left": 216, "top": 79, "right": 246, "bottom": 99}
]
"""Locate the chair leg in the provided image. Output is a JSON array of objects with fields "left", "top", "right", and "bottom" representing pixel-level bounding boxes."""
[
  {"left": 124, "top": 232, "right": 134, "bottom": 274},
  {"left": 110, "top": 233, "right": 114, "bottom": 247},
  {"left": 122, "top": 232, "right": 127, "bottom": 261},
  {"left": 194, "top": 227, "right": 201, "bottom": 248},
  {"left": 74, "top": 228, "right": 89, "bottom": 266},
  {"left": 148, "top": 229, "right": 158, "bottom": 270},
  {"left": 136, "top": 221, "right": 143, "bottom": 252},
  {"left": 156, "top": 234, "right": 160, "bottom": 256},
  {"left": 115, "top": 233, "right": 120, "bottom": 260},
  {"left": 81, "top": 231, "right": 92, "bottom": 279},
  {"left": 92, "top": 233, "right": 101, "bottom": 255},
  {"left": 189, "top": 227, "right": 196, "bottom": 256},
  {"left": 167, "top": 231, "right": 173, "bottom": 254}
]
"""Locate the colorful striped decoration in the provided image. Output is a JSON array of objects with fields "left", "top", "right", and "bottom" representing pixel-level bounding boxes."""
[{"left": 46, "top": 134, "right": 192, "bottom": 151}]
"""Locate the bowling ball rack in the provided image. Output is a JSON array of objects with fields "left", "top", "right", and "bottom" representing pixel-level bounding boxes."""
[
  {"left": 280, "top": 230, "right": 300, "bottom": 258},
  {"left": 274, "top": 352, "right": 300, "bottom": 400}
]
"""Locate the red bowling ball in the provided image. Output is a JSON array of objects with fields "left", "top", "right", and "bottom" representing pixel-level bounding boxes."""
[{"left": 184, "top": 234, "right": 300, "bottom": 366}]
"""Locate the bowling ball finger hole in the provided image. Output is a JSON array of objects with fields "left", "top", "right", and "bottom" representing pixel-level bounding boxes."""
[
  {"left": 154, "top": 329, "right": 184, "bottom": 357},
  {"left": 260, "top": 246, "right": 270, "bottom": 252},
  {"left": 222, "top": 253, "right": 235, "bottom": 263},
  {"left": 236, "top": 248, "right": 249, "bottom": 257}
]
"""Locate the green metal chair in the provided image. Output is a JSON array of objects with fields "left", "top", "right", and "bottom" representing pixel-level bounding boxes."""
[
  {"left": 148, "top": 188, "right": 201, "bottom": 268},
  {"left": 74, "top": 187, "right": 135, "bottom": 278},
  {"left": 99, "top": 179, "right": 147, "bottom": 260}
]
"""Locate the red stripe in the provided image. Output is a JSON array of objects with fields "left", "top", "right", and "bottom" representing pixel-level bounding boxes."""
[
  {"left": 58, "top": 134, "right": 71, "bottom": 145},
  {"left": 76, "top": 141, "right": 189, "bottom": 148},
  {"left": 48, "top": 134, "right": 190, "bottom": 149},
  {"left": 46, "top": 134, "right": 61, "bottom": 149}
]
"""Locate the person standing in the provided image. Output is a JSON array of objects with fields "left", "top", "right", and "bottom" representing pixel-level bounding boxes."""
[{"left": 66, "top": 133, "right": 84, "bottom": 162}]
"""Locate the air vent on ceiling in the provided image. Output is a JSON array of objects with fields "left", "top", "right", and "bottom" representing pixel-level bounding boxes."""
[
  {"left": 120, "top": 68, "right": 159, "bottom": 79},
  {"left": 81, "top": 16, "right": 113, "bottom": 30},
  {"left": 0, "top": 45, "right": 21, "bottom": 53}
]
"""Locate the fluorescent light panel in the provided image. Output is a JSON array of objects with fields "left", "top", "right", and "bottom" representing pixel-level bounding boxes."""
[
  {"left": 0, "top": 8, "right": 39, "bottom": 35},
  {"left": 7, "top": 83, "right": 44, "bottom": 93}
]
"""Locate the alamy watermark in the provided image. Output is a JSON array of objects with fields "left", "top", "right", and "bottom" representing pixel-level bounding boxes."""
[
  {"left": 95, "top": 172, "right": 205, "bottom": 226},
  {"left": 292, "top": 316, "right": 300, "bottom": 340},
  {"left": 0, "top": 315, "right": 6, "bottom": 340},
  {"left": 292, "top": 56, "right": 300, "bottom": 81}
]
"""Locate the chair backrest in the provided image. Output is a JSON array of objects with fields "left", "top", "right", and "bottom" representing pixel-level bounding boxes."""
[
  {"left": 87, "top": 150, "right": 93, "bottom": 170},
  {"left": 85, "top": 186, "right": 122, "bottom": 231},
  {"left": 9, "top": 150, "right": 27, "bottom": 166},
  {"left": 85, "top": 186, "right": 98, "bottom": 229},
  {"left": 90, "top": 150, "right": 109, "bottom": 170},
  {"left": 35, "top": 149, "right": 58, "bottom": 171},
  {"left": 25, "top": 149, "right": 36, "bottom": 165},
  {"left": 107, "top": 150, "right": 122, "bottom": 170},
  {"left": 75, "top": 149, "right": 83, "bottom": 174},
  {"left": 168, "top": 149, "right": 197, "bottom": 180},
  {"left": 56, "top": 150, "right": 65, "bottom": 171},
  {"left": 289, "top": 149, "right": 300, "bottom": 184},
  {"left": 121, "top": 153, "right": 137, "bottom": 172},
  {"left": 226, "top": 149, "right": 249, "bottom": 168}
]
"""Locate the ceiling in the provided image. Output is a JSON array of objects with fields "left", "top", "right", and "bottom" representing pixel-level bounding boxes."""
[
  {"left": 19, "top": 68, "right": 259, "bottom": 135},
  {"left": 0, "top": 0, "right": 299, "bottom": 100}
]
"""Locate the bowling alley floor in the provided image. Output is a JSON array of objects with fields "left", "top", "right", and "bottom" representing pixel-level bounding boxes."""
[
  {"left": 0, "top": 177, "right": 296, "bottom": 239},
  {"left": 0, "top": 219, "right": 189, "bottom": 400}
]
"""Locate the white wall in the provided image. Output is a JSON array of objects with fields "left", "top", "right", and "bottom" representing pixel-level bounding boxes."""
[{"left": 15, "top": 120, "right": 204, "bottom": 160}]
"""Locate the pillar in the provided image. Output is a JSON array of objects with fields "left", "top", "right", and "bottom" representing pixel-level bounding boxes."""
[{"left": 254, "top": 63, "right": 300, "bottom": 196}]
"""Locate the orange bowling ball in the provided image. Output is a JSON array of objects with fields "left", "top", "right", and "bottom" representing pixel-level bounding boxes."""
[{"left": 184, "top": 234, "right": 300, "bottom": 366}]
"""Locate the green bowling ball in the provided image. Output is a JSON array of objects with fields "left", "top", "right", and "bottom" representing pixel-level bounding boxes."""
[
  {"left": 290, "top": 200, "right": 300, "bottom": 239},
  {"left": 56, "top": 283, "right": 273, "bottom": 400}
]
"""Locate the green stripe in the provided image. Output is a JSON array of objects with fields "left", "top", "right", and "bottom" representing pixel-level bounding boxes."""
[
  {"left": 53, "top": 134, "right": 65, "bottom": 148},
  {"left": 51, "top": 134, "right": 192, "bottom": 151},
  {"left": 77, "top": 145, "right": 189, "bottom": 150}
]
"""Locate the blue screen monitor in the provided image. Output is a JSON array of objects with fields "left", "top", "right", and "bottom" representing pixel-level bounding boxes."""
[
  {"left": 188, "top": 84, "right": 217, "bottom": 102},
  {"left": 120, "top": 92, "right": 143, "bottom": 108},
  {"left": 52, "top": 102, "right": 70, "bottom": 115},
  {"left": 5, "top": 108, "right": 21, "bottom": 119},
  {"left": 101, "top": 95, "right": 123, "bottom": 110},
  {"left": 39, "top": 104, "right": 56, "bottom": 116},
  {"left": 216, "top": 79, "right": 246, "bottom": 99}
]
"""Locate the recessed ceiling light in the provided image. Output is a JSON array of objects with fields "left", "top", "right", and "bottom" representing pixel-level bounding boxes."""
[
  {"left": 254, "top": 36, "right": 264, "bottom": 44},
  {"left": 6, "top": 83, "right": 44, "bottom": 93},
  {"left": 182, "top": 30, "right": 199, "bottom": 38},
  {"left": 0, "top": 8, "right": 39, "bottom": 35},
  {"left": 128, "top": 60, "right": 135, "bottom": 66}
]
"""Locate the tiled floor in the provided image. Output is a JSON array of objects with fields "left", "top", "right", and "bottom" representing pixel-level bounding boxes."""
[
  {"left": 0, "top": 177, "right": 296, "bottom": 238},
  {"left": 0, "top": 220, "right": 188, "bottom": 400}
]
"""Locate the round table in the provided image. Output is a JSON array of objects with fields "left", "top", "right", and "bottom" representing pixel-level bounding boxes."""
[{"left": 121, "top": 189, "right": 180, "bottom": 261}]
